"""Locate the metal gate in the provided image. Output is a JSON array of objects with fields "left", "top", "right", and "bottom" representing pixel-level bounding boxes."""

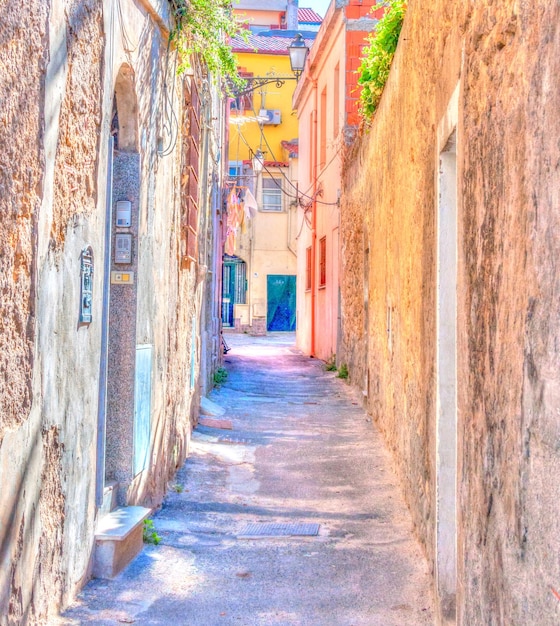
[{"left": 222, "top": 256, "right": 246, "bottom": 326}]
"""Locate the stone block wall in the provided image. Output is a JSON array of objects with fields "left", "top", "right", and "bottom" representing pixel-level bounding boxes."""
[{"left": 340, "top": 1, "right": 560, "bottom": 624}]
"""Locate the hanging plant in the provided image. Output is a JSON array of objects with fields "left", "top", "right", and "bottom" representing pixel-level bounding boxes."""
[
  {"left": 358, "top": 0, "right": 407, "bottom": 120},
  {"left": 169, "top": 0, "right": 247, "bottom": 89}
]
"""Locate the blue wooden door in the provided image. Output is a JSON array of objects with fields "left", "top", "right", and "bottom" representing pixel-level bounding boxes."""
[{"left": 267, "top": 275, "right": 296, "bottom": 331}]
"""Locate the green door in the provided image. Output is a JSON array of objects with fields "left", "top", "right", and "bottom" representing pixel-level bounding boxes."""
[
  {"left": 267, "top": 275, "right": 296, "bottom": 331},
  {"left": 222, "top": 256, "right": 246, "bottom": 326}
]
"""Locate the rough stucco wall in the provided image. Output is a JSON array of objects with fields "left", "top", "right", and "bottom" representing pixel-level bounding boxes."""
[
  {"left": 341, "top": 0, "right": 460, "bottom": 586},
  {"left": 339, "top": 157, "right": 366, "bottom": 387},
  {"left": 122, "top": 27, "right": 200, "bottom": 508},
  {"left": 341, "top": 1, "right": 560, "bottom": 624},
  {"left": 1, "top": 0, "right": 105, "bottom": 622},
  {"left": 34, "top": 427, "right": 66, "bottom": 619},
  {"left": 51, "top": 0, "right": 103, "bottom": 248},
  {"left": 460, "top": 2, "right": 560, "bottom": 624},
  {"left": 0, "top": 1, "right": 47, "bottom": 434},
  {"left": 2, "top": 0, "right": 206, "bottom": 621}
]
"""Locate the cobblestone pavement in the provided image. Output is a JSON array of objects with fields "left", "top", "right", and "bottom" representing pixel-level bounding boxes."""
[{"left": 61, "top": 332, "right": 434, "bottom": 626}]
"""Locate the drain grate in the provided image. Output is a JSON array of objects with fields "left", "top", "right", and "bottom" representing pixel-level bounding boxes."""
[{"left": 238, "top": 522, "right": 320, "bottom": 538}]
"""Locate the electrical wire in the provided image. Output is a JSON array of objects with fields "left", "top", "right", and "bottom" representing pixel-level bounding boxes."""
[
  {"left": 249, "top": 102, "right": 341, "bottom": 206},
  {"left": 158, "top": 41, "right": 180, "bottom": 157},
  {"left": 116, "top": 0, "right": 139, "bottom": 53},
  {"left": 235, "top": 124, "right": 329, "bottom": 214},
  {"left": 234, "top": 127, "right": 298, "bottom": 200},
  {"left": 232, "top": 119, "right": 318, "bottom": 239}
]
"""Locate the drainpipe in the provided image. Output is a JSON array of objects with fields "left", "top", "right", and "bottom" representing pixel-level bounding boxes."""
[
  {"left": 310, "top": 79, "right": 318, "bottom": 357},
  {"left": 198, "top": 80, "right": 212, "bottom": 395}
]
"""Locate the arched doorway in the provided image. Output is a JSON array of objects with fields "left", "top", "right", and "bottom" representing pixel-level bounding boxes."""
[{"left": 97, "top": 63, "right": 145, "bottom": 509}]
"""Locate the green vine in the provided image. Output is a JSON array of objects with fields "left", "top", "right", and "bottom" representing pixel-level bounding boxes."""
[
  {"left": 358, "top": 0, "right": 407, "bottom": 120},
  {"left": 169, "top": 0, "right": 247, "bottom": 88}
]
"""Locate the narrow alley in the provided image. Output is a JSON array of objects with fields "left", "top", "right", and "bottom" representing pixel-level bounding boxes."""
[{"left": 61, "top": 333, "right": 434, "bottom": 625}]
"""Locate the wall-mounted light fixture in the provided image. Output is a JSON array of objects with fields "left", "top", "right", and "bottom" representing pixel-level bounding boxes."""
[
  {"left": 252, "top": 149, "right": 264, "bottom": 173},
  {"left": 231, "top": 34, "right": 310, "bottom": 97},
  {"left": 287, "top": 33, "right": 309, "bottom": 81}
]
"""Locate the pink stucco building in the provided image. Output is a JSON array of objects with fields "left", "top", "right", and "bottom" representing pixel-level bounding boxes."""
[{"left": 293, "top": 0, "right": 382, "bottom": 360}]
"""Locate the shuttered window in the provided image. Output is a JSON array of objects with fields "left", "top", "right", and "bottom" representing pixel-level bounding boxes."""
[
  {"left": 319, "top": 236, "right": 326, "bottom": 287},
  {"left": 305, "top": 246, "right": 312, "bottom": 291}
]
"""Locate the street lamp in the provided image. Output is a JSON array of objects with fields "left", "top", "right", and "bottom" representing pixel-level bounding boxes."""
[
  {"left": 230, "top": 34, "right": 310, "bottom": 97},
  {"left": 252, "top": 149, "right": 264, "bottom": 173},
  {"left": 287, "top": 33, "right": 309, "bottom": 80}
]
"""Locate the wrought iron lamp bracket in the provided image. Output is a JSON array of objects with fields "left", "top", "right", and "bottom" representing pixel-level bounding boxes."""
[{"left": 233, "top": 76, "right": 297, "bottom": 97}]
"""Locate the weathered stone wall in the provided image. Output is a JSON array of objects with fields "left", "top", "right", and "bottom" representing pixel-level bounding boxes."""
[
  {"left": 1, "top": 0, "right": 106, "bottom": 619},
  {"left": 0, "top": 1, "right": 48, "bottom": 434},
  {"left": 0, "top": 0, "right": 209, "bottom": 621},
  {"left": 51, "top": 0, "right": 104, "bottom": 248},
  {"left": 460, "top": 3, "right": 560, "bottom": 624},
  {"left": 341, "top": 1, "right": 560, "bottom": 623}
]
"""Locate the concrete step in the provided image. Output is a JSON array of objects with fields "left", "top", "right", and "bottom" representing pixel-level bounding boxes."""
[
  {"left": 200, "top": 396, "right": 226, "bottom": 416},
  {"left": 93, "top": 506, "right": 151, "bottom": 579}
]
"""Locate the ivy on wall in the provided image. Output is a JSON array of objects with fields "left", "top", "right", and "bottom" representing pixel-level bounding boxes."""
[
  {"left": 169, "top": 0, "right": 247, "bottom": 88},
  {"left": 358, "top": 0, "right": 407, "bottom": 120}
]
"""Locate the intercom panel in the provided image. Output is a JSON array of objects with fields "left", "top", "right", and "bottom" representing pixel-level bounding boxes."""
[
  {"left": 116, "top": 200, "right": 132, "bottom": 227},
  {"left": 115, "top": 233, "right": 132, "bottom": 264}
]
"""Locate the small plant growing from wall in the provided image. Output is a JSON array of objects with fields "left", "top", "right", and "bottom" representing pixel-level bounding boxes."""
[
  {"left": 337, "top": 363, "right": 349, "bottom": 379},
  {"left": 325, "top": 354, "right": 338, "bottom": 372},
  {"left": 169, "top": 0, "right": 247, "bottom": 89},
  {"left": 213, "top": 367, "right": 228, "bottom": 386},
  {"left": 358, "top": 0, "right": 407, "bottom": 120},
  {"left": 143, "top": 519, "right": 161, "bottom": 545}
]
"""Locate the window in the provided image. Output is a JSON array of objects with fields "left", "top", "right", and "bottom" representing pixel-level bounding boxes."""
[
  {"left": 180, "top": 79, "right": 200, "bottom": 268},
  {"left": 230, "top": 71, "right": 253, "bottom": 113},
  {"left": 320, "top": 87, "right": 327, "bottom": 169},
  {"left": 319, "top": 236, "right": 326, "bottom": 287},
  {"left": 334, "top": 63, "right": 340, "bottom": 138},
  {"left": 305, "top": 246, "right": 312, "bottom": 291},
  {"left": 228, "top": 161, "right": 243, "bottom": 179},
  {"left": 262, "top": 177, "right": 283, "bottom": 212},
  {"left": 309, "top": 111, "right": 314, "bottom": 181}
]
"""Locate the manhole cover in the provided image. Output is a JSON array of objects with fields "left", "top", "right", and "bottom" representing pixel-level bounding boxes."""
[{"left": 238, "top": 522, "right": 320, "bottom": 538}]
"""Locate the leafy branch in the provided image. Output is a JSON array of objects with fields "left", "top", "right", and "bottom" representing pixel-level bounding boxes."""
[
  {"left": 358, "top": 0, "right": 407, "bottom": 120},
  {"left": 169, "top": 0, "right": 247, "bottom": 88}
]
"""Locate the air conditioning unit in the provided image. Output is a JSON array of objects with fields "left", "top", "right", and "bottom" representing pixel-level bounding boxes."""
[{"left": 258, "top": 109, "right": 282, "bottom": 125}]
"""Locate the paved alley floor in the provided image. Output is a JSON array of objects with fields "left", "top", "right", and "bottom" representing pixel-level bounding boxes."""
[{"left": 62, "top": 332, "right": 434, "bottom": 626}]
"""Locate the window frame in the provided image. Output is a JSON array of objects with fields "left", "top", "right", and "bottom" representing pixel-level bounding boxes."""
[
  {"left": 305, "top": 246, "right": 312, "bottom": 291},
  {"left": 319, "top": 236, "right": 326, "bottom": 288},
  {"left": 261, "top": 175, "right": 283, "bottom": 212}
]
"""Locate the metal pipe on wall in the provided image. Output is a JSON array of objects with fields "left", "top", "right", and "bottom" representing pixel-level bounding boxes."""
[
  {"left": 95, "top": 135, "right": 114, "bottom": 507},
  {"left": 310, "top": 79, "right": 318, "bottom": 357}
]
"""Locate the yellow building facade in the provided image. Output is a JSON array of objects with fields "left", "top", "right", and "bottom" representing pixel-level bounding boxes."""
[{"left": 224, "top": 4, "right": 320, "bottom": 333}]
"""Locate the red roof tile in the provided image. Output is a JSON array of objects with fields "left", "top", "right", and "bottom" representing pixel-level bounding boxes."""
[
  {"left": 232, "top": 33, "right": 315, "bottom": 55},
  {"left": 298, "top": 7, "right": 323, "bottom": 23}
]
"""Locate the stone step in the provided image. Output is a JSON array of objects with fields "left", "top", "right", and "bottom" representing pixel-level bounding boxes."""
[
  {"left": 99, "top": 480, "right": 119, "bottom": 517},
  {"left": 93, "top": 506, "right": 151, "bottom": 579}
]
